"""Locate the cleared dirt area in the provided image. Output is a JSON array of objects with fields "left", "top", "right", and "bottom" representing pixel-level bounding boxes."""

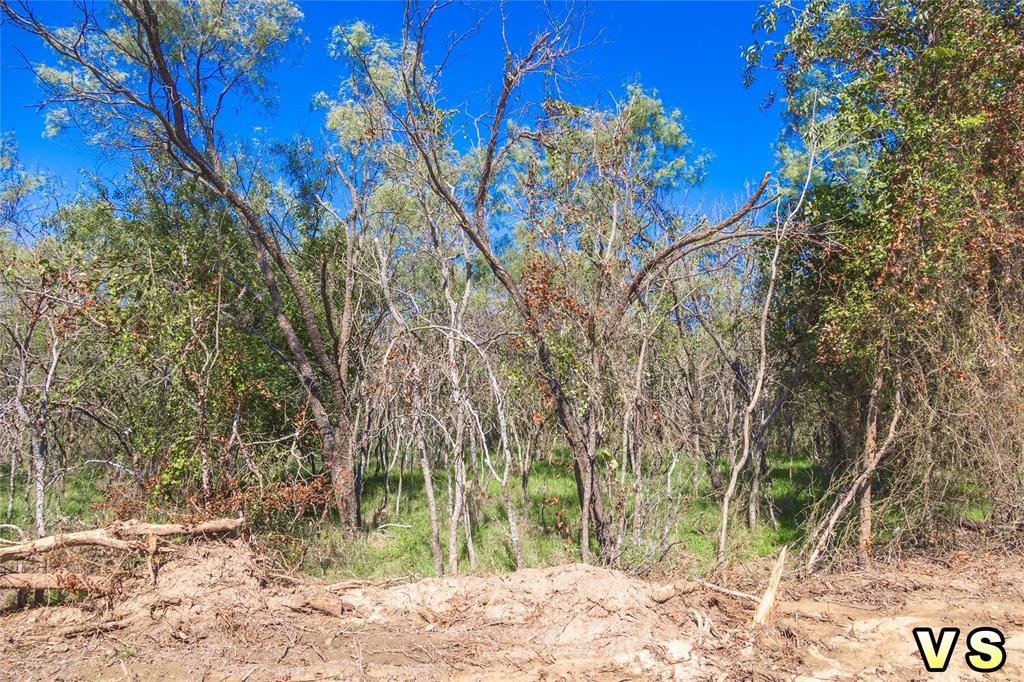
[{"left": 2, "top": 541, "right": 1022, "bottom": 681}]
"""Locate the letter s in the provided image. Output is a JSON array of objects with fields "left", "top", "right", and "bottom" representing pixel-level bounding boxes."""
[{"left": 965, "top": 627, "right": 1006, "bottom": 673}]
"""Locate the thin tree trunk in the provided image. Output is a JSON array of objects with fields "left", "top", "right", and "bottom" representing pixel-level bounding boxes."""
[
  {"left": 805, "top": 388, "right": 902, "bottom": 570},
  {"left": 6, "top": 447, "right": 16, "bottom": 524},
  {"left": 748, "top": 436, "right": 765, "bottom": 530},
  {"left": 718, "top": 224, "right": 784, "bottom": 562},
  {"left": 858, "top": 365, "right": 885, "bottom": 566},
  {"left": 501, "top": 481, "right": 524, "bottom": 570},
  {"left": 462, "top": 494, "right": 477, "bottom": 570},
  {"left": 32, "top": 437, "right": 45, "bottom": 538},
  {"left": 718, "top": 407, "right": 754, "bottom": 562},
  {"left": 415, "top": 416, "right": 443, "bottom": 576},
  {"left": 395, "top": 442, "right": 405, "bottom": 517},
  {"left": 447, "top": 413, "right": 466, "bottom": 575},
  {"left": 198, "top": 395, "right": 210, "bottom": 505}
]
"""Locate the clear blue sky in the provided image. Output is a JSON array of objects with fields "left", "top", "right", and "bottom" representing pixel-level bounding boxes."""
[{"left": 1, "top": 1, "right": 781, "bottom": 207}]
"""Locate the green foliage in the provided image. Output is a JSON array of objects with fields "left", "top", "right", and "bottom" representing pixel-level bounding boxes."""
[
  {"left": 757, "top": 0, "right": 1024, "bottom": 370},
  {"left": 32, "top": 0, "right": 303, "bottom": 144},
  {"left": 751, "top": 0, "right": 1024, "bottom": 556},
  {"left": 6, "top": 0, "right": 1019, "bottom": 579}
]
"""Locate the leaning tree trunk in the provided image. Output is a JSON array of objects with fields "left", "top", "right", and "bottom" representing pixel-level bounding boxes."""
[
  {"left": 804, "top": 385, "right": 902, "bottom": 571},
  {"left": 718, "top": 408, "right": 754, "bottom": 563},
  {"left": 225, "top": 178, "right": 359, "bottom": 529}
]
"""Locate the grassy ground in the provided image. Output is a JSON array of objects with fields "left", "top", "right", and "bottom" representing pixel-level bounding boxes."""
[
  {"left": 0, "top": 470, "right": 108, "bottom": 538},
  {"left": 0, "top": 453, "right": 815, "bottom": 580},
  {"left": 297, "top": 451, "right": 823, "bottom": 580},
  {"left": 7, "top": 448, "right": 983, "bottom": 582},
  {"left": 301, "top": 458, "right": 583, "bottom": 580}
]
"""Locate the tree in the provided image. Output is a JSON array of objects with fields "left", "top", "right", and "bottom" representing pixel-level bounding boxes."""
[
  {"left": 750, "top": 0, "right": 1024, "bottom": 565},
  {"left": 3, "top": 0, "right": 370, "bottom": 526},
  {"left": 337, "top": 5, "right": 774, "bottom": 561}
]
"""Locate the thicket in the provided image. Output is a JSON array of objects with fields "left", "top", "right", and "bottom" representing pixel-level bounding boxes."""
[{"left": 1, "top": 0, "right": 1020, "bottom": 577}]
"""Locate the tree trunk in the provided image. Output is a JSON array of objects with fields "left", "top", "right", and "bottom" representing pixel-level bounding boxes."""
[
  {"left": 197, "top": 393, "right": 210, "bottom": 505},
  {"left": 804, "top": 385, "right": 902, "bottom": 571},
  {"left": 447, "top": 413, "right": 466, "bottom": 575},
  {"left": 858, "top": 366, "right": 885, "bottom": 566},
  {"left": 567, "top": 436, "right": 616, "bottom": 563},
  {"left": 717, "top": 413, "right": 752, "bottom": 563},
  {"left": 5, "top": 447, "right": 15, "bottom": 523},
  {"left": 462, "top": 499, "right": 477, "bottom": 570},
  {"left": 32, "top": 436, "right": 45, "bottom": 538},
  {"left": 748, "top": 438, "right": 766, "bottom": 530},
  {"left": 230, "top": 189, "right": 358, "bottom": 529},
  {"left": 500, "top": 479, "right": 524, "bottom": 570},
  {"left": 415, "top": 417, "right": 443, "bottom": 576},
  {"left": 331, "top": 399, "right": 357, "bottom": 529}
]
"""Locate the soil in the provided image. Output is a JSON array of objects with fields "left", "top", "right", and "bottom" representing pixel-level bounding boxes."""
[{"left": 2, "top": 541, "right": 1021, "bottom": 681}]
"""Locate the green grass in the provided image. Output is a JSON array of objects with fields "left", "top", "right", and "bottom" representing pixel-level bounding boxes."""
[
  {"left": 0, "top": 468, "right": 107, "bottom": 537},
  {"left": 301, "top": 451, "right": 821, "bottom": 579},
  {"left": 0, "top": 453, "right": 812, "bottom": 579},
  {"left": 7, "top": 447, "right": 999, "bottom": 581},
  {"left": 302, "top": 457, "right": 581, "bottom": 579}
]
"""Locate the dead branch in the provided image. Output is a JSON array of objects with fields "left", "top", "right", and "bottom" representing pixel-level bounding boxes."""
[
  {"left": 0, "top": 528, "right": 137, "bottom": 562},
  {"left": 0, "top": 517, "right": 244, "bottom": 563},
  {"left": 694, "top": 579, "right": 759, "bottom": 603},
  {"left": 0, "top": 571, "right": 110, "bottom": 593},
  {"left": 111, "top": 517, "right": 245, "bottom": 538}
]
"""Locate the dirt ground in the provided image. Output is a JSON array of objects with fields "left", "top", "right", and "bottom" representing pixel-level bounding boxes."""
[{"left": 2, "top": 541, "right": 1022, "bottom": 681}]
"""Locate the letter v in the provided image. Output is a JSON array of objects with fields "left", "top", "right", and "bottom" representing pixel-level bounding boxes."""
[{"left": 913, "top": 627, "right": 960, "bottom": 673}]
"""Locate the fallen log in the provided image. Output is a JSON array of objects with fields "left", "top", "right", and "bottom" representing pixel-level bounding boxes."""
[
  {"left": 111, "top": 517, "right": 245, "bottom": 538},
  {"left": 0, "top": 528, "right": 137, "bottom": 562},
  {"left": 649, "top": 577, "right": 758, "bottom": 604},
  {"left": 694, "top": 578, "right": 759, "bottom": 603},
  {"left": 0, "top": 571, "right": 110, "bottom": 593},
  {"left": 0, "top": 517, "right": 244, "bottom": 563}
]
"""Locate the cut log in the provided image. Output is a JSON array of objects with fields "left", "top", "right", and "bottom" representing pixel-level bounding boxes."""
[
  {"left": 0, "top": 571, "right": 110, "bottom": 593},
  {"left": 753, "top": 545, "right": 788, "bottom": 625},
  {"left": 0, "top": 517, "right": 244, "bottom": 563}
]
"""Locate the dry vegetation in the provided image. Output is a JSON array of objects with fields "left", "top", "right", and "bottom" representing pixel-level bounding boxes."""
[
  {"left": 2, "top": 528, "right": 1022, "bottom": 680},
  {"left": 1, "top": 0, "right": 1022, "bottom": 678}
]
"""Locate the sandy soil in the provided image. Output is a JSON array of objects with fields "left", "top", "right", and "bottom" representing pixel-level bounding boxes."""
[{"left": 2, "top": 541, "right": 1021, "bottom": 681}]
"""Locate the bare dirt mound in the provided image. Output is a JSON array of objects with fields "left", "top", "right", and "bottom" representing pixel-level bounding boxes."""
[
  {"left": 341, "top": 563, "right": 748, "bottom": 679},
  {"left": 1, "top": 542, "right": 761, "bottom": 680},
  {"left": 2, "top": 541, "right": 354, "bottom": 645},
  {"left": 2, "top": 542, "right": 1022, "bottom": 681}
]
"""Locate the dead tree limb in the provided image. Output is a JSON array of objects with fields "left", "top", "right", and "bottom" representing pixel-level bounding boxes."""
[
  {"left": 0, "top": 517, "right": 244, "bottom": 563},
  {"left": 805, "top": 395, "right": 903, "bottom": 571},
  {"left": 0, "top": 571, "right": 110, "bottom": 593},
  {"left": 694, "top": 579, "right": 759, "bottom": 603},
  {"left": 110, "top": 517, "right": 244, "bottom": 538}
]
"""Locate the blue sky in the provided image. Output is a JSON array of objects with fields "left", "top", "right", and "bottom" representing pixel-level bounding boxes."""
[{"left": 1, "top": 1, "right": 781, "bottom": 207}]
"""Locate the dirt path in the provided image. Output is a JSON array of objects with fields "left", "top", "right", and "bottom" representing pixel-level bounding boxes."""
[{"left": 2, "top": 543, "right": 1021, "bottom": 680}]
